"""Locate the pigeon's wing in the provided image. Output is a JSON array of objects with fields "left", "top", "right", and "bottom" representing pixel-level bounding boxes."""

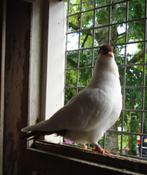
[
  {"left": 49, "top": 88, "right": 101, "bottom": 130},
  {"left": 21, "top": 88, "right": 106, "bottom": 135}
]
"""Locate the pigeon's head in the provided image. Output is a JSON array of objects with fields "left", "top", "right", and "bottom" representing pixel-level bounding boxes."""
[
  {"left": 97, "top": 44, "right": 118, "bottom": 73},
  {"left": 98, "top": 44, "right": 114, "bottom": 59}
]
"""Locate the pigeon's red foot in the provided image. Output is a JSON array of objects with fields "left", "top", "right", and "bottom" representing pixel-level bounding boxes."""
[
  {"left": 83, "top": 144, "right": 88, "bottom": 150},
  {"left": 93, "top": 144, "right": 112, "bottom": 156}
]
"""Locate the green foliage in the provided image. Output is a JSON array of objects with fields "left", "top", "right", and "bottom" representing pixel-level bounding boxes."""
[{"left": 66, "top": 0, "right": 147, "bottom": 156}]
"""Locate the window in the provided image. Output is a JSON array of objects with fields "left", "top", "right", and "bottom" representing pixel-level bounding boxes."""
[
  {"left": 1, "top": 0, "right": 147, "bottom": 174},
  {"left": 24, "top": 0, "right": 147, "bottom": 174},
  {"left": 65, "top": 0, "right": 147, "bottom": 160},
  {"left": 28, "top": 0, "right": 147, "bottom": 162}
]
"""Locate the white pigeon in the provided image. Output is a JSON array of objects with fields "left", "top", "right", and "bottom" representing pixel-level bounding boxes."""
[{"left": 21, "top": 44, "right": 122, "bottom": 155}]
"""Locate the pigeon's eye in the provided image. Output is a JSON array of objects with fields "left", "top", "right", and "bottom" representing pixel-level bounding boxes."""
[{"left": 99, "top": 44, "right": 113, "bottom": 55}]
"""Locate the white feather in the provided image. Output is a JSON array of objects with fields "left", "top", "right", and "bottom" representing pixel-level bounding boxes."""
[{"left": 22, "top": 45, "right": 122, "bottom": 145}]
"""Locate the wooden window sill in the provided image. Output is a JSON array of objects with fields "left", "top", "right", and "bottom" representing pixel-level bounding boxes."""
[{"left": 25, "top": 140, "right": 147, "bottom": 175}]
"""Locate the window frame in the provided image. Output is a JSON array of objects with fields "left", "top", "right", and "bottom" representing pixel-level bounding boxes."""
[{"left": 27, "top": 0, "right": 66, "bottom": 144}]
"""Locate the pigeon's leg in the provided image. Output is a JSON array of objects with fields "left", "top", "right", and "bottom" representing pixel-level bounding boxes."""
[
  {"left": 63, "top": 138, "right": 74, "bottom": 144},
  {"left": 83, "top": 144, "right": 88, "bottom": 149},
  {"left": 93, "top": 143, "right": 112, "bottom": 156}
]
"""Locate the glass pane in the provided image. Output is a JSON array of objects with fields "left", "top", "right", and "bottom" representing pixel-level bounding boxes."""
[
  {"left": 81, "top": 11, "right": 94, "bottom": 29},
  {"left": 66, "top": 51, "right": 79, "bottom": 69},
  {"left": 79, "top": 49, "right": 93, "bottom": 68},
  {"left": 78, "top": 67, "right": 92, "bottom": 86},
  {"left": 112, "top": 2, "right": 126, "bottom": 24},
  {"left": 65, "top": 87, "right": 77, "bottom": 104},
  {"left": 128, "top": 20, "right": 145, "bottom": 42},
  {"left": 65, "top": 69, "right": 77, "bottom": 87},
  {"left": 125, "top": 88, "right": 142, "bottom": 110},
  {"left": 129, "top": 0, "right": 145, "bottom": 20},
  {"left": 118, "top": 66, "right": 125, "bottom": 86},
  {"left": 68, "top": 14, "right": 80, "bottom": 32},
  {"left": 114, "top": 45, "right": 125, "bottom": 65},
  {"left": 126, "top": 65, "right": 143, "bottom": 87},
  {"left": 94, "top": 49, "right": 99, "bottom": 64},
  {"left": 95, "top": 7, "right": 109, "bottom": 27},
  {"left": 69, "top": 0, "right": 81, "bottom": 15},
  {"left": 67, "top": 33, "right": 79, "bottom": 50},
  {"left": 123, "top": 112, "right": 140, "bottom": 133},
  {"left": 115, "top": 23, "right": 126, "bottom": 44},
  {"left": 82, "top": 0, "right": 94, "bottom": 11},
  {"left": 126, "top": 43, "right": 144, "bottom": 64},
  {"left": 80, "top": 30, "right": 93, "bottom": 48},
  {"left": 95, "top": 0, "right": 109, "bottom": 7},
  {"left": 105, "top": 130, "right": 120, "bottom": 153},
  {"left": 94, "top": 27, "right": 109, "bottom": 46},
  {"left": 121, "top": 135, "right": 138, "bottom": 156}
]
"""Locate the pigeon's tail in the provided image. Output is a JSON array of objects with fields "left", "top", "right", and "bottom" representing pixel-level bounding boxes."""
[
  {"left": 21, "top": 121, "right": 48, "bottom": 135},
  {"left": 21, "top": 124, "right": 39, "bottom": 133},
  {"left": 21, "top": 121, "right": 67, "bottom": 139}
]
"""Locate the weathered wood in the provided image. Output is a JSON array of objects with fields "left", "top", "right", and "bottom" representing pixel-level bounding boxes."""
[
  {"left": 0, "top": 0, "right": 6, "bottom": 174},
  {"left": 45, "top": 0, "right": 66, "bottom": 118},
  {"left": 25, "top": 149, "right": 126, "bottom": 175},
  {"left": 33, "top": 140, "right": 147, "bottom": 175},
  {"left": 44, "top": 0, "right": 66, "bottom": 143},
  {"left": 25, "top": 143, "right": 146, "bottom": 175},
  {"left": 4, "top": 0, "right": 31, "bottom": 174},
  {"left": 40, "top": 0, "right": 49, "bottom": 121},
  {"left": 28, "top": 0, "right": 44, "bottom": 127}
]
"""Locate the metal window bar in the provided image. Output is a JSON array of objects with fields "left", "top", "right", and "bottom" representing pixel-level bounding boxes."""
[
  {"left": 67, "top": 0, "right": 129, "bottom": 17},
  {"left": 67, "top": 18, "right": 146, "bottom": 35},
  {"left": 91, "top": 0, "right": 96, "bottom": 76},
  {"left": 65, "top": 0, "right": 147, "bottom": 160},
  {"left": 66, "top": 40, "right": 147, "bottom": 53},
  {"left": 120, "top": 0, "right": 129, "bottom": 154},
  {"left": 103, "top": 0, "right": 113, "bottom": 150}
]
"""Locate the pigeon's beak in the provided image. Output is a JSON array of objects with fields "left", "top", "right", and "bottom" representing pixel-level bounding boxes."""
[{"left": 106, "top": 51, "right": 114, "bottom": 58}]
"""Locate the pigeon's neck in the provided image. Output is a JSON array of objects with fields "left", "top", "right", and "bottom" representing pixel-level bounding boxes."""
[{"left": 89, "top": 59, "right": 120, "bottom": 88}]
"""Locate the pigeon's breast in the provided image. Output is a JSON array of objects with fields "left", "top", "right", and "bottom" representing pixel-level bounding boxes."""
[
  {"left": 83, "top": 88, "right": 115, "bottom": 130},
  {"left": 98, "top": 84, "right": 122, "bottom": 133}
]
